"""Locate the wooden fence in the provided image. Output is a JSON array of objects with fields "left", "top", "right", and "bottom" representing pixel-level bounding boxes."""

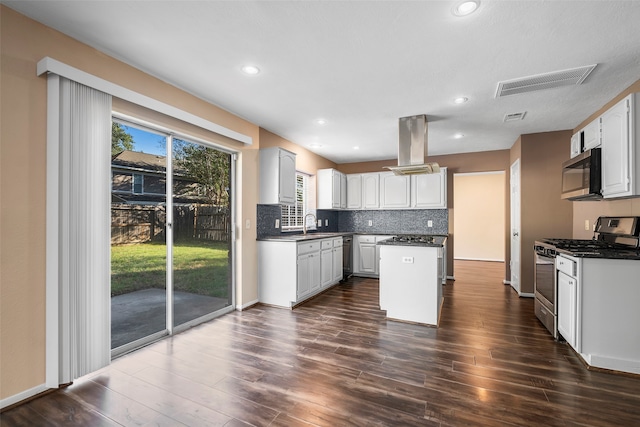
[{"left": 111, "top": 203, "right": 229, "bottom": 245}]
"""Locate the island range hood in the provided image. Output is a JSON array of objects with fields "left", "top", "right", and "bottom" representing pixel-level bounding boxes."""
[{"left": 384, "top": 115, "right": 440, "bottom": 175}]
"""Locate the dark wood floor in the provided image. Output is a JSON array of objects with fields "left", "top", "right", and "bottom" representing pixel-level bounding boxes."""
[{"left": 3, "top": 260, "right": 639, "bottom": 426}]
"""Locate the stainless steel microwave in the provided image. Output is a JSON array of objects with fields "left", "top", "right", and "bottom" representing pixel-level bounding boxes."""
[{"left": 561, "top": 148, "right": 602, "bottom": 201}]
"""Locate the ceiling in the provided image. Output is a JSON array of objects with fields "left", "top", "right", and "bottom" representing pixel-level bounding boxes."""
[{"left": 5, "top": 0, "right": 640, "bottom": 164}]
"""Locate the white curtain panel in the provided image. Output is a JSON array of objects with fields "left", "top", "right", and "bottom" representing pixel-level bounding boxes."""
[{"left": 56, "top": 77, "right": 112, "bottom": 383}]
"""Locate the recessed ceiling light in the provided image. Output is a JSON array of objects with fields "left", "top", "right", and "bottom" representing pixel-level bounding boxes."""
[
  {"left": 452, "top": 1, "right": 480, "bottom": 16},
  {"left": 316, "top": 118, "right": 327, "bottom": 125},
  {"left": 454, "top": 97, "right": 469, "bottom": 104},
  {"left": 310, "top": 143, "right": 322, "bottom": 149},
  {"left": 454, "top": 133, "right": 465, "bottom": 139},
  {"left": 353, "top": 146, "right": 360, "bottom": 150},
  {"left": 241, "top": 65, "right": 260, "bottom": 75}
]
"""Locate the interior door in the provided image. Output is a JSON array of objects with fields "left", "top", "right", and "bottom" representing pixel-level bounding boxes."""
[{"left": 510, "top": 159, "right": 521, "bottom": 294}]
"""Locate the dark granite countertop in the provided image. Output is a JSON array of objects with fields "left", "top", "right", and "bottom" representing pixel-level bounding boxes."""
[
  {"left": 257, "top": 232, "right": 355, "bottom": 242},
  {"left": 377, "top": 235, "right": 447, "bottom": 248},
  {"left": 556, "top": 248, "right": 640, "bottom": 260}
]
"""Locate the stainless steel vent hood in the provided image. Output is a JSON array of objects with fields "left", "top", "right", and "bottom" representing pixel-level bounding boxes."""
[{"left": 384, "top": 115, "right": 440, "bottom": 175}]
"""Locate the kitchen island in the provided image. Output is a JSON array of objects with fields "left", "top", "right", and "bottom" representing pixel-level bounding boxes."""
[{"left": 378, "top": 235, "right": 447, "bottom": 326}]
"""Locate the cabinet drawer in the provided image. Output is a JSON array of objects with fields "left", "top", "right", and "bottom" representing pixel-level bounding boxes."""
[
  {"left": 358, "top": 236, "right": 376, "bottom": 244},
  {"left": 333, "top": 238, "right": 343, "bottom": 247},
  {"left": 298, "top": 241, "right": 321, "bottom": 255},
  {"left": 321, "top": 239, "right": 333, "bottom": 250},
  {"left": 556, "top": 256, "right": 576, "bottom": 277}
]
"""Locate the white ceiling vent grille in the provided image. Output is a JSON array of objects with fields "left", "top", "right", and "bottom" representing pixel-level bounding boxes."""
[
  {"left": 495, "top": 64, "right": 597, "bottom": 98},
  {"left": 504, "top": 112, "right": 526, "bottom": 122}
]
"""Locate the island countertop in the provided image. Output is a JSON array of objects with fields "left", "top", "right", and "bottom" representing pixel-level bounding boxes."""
[{"left": 377, "top": 235, "right": 447, "bottom": 248}]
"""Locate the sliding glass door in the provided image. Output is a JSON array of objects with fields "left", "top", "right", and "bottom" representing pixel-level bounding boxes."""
[
  {"left": 171, "top": 138, "right": 233, "bottom": 328},
  {"left": 111, "top": 121, "right": 233, "bottom": 354}
]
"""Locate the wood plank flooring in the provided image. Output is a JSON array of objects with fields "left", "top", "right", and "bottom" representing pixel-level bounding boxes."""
[{"left": 3, "top": 260, "right": 639, "bottom": 426}]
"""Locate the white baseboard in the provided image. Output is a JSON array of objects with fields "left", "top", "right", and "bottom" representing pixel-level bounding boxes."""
[
  {"left": 446, "top": 275, "right": 455, "bottom": 281},
  {"left": 236, "top": 299, "right": 259, "bottom": 311},
  {"left": 519, "top": 292, "right": 535, "bottom": 298},
  {"left": 0, "top": 383, "right": 49, "bottom": 410},
  {"left": 454, "top": 257, "right": 505, "bottom": 262},
  {"left": 503, "top": 280, "right": 511, "bottom": 285}
]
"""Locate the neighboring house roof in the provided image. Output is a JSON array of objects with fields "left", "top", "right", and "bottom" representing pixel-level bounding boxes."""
[
  {"left": 112, "top": 150, "right": 166, "bottom": 172},
  {"left": 112, "top": 150, "right": 190, "bottom": 176}
]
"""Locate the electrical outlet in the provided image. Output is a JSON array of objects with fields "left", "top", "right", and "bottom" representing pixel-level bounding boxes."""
[
  {"left": 317, "top": 219, "right": 322, "bottom": 227},
  {"left": 368, "top": 220, "right": 373, "bottom": 226},
  {"left": 584, "top": 219, "right": 589, "bottom": 231},
  {"left": 427, "top": 220, "right": 433, "bottom": 227},
  {"left": 402, "top": 257, "right": 414, "bottom": 264},
  {"left": 245, "top": 219, "right": 250, "bottom": 229},
  {"left": 275, "top": 219, "right": 280, "bottom": 229},
  {"left": 325, "top": 219, "right": 328, "bottom": 226}
]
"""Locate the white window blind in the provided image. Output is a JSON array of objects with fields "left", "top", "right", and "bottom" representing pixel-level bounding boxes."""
[
  {"left": 46, "top": 75, "right": 112, "bottom": 387},
  {"left": 281, "top": 172, "right": 313, "bottom": 230}
]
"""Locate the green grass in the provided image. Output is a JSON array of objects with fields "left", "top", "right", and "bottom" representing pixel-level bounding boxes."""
[{"left": 111, "top": 239, "right": 230, "bottom": 298}]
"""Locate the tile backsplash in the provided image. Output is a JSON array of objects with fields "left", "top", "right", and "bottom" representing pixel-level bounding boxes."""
[{"left": 258, "top": 204, "right": 448, "bottom": 237}]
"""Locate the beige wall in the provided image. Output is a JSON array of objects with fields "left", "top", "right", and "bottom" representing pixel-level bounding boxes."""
[
  {"left": 571, "top": 79, "right": 640, "bottom": 236},
  {"left": 338, "top": 150, "right": 512, "bottom": 280},
  {"left": 0, "top": 6, "right": 260, "bottom": 400},
  {"left": 453, "top": 172, "right": 506, "bottom": 262},
  {"left": 514, "top": 131, "right": 574, "bottom": 295}
]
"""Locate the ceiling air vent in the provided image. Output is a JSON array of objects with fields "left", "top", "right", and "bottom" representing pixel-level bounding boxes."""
[
  {"left": 504, "top": 112, "right": 526, "bottom": 122},
  {"left": 495, "top": 64, "right": 597, "bottom": 98}
]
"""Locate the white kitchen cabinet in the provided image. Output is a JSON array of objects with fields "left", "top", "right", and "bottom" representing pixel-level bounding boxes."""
[
  {"left": 362, "top": 173, "right": 380, "bottom": 209},
  {"left": 411, "top": 167, "right": 447, "bottom": 209},
  {"left": 353, "top": 235, "right": 388, "bottom": 277},
  {"left": 570, "top": 132, "right": 581, "bottom": 159},
  {"left": 332, "top": 238, "right": 343, "bottom": 283},
  {"left": 259, "top": 147, "right": 297, "bottom": 205},
  {"left": 557, "top": 269, "right": 577, "bottom": 348},
  {"left": 601, "top": 93, "right": 640, "bottom": 198},
  {"left": 379, "top": 172, "right": 411, "bottom": 209},
  {"left": 259, "top": 237, "right": 343, "bottom": 307},
  {"left": 317, "top": 168, "right": 346, "bottom": 209},
  {"left": 553, "top": 253, "right": 640, "bottom": 375},
  {"left": 320, "top": 239, "right": 334, "bottom": 288},
  {"left": 346, "top": 174, "right": 362, "bottom": 209},
  {"left": 582, "top": 119, "right": 601, "bottom": 151}
]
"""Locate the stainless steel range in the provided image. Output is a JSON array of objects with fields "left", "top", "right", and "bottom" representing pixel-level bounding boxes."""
[{"left": 534, "top": 216, "right": 640, "bottom": 339}]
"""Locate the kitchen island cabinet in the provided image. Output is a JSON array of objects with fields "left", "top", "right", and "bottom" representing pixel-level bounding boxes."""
[
  {"left": 353, "top": 235, "right": 388, "bottom": 277},
  {"left": 378, "top": 239, "right": 446, "bottom": 326}
]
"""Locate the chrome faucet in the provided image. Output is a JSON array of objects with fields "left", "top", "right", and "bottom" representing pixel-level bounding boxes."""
[{"left": 303, "top": 213, "right": 317, "bottom": 235}]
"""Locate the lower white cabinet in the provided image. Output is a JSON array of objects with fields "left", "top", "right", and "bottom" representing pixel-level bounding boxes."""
[
  {"left": 297, "top": 251, "right": 320, "bottom": 300},
  {"left": 557, "top": 270, "right": 577, "bottom": 347},
  {"left": 555, "top": 253, "right": 640, "bottom": 375},
  {"left": 258, "top": 237, "right": 343, "bottom": 308},
  {"left": 353, "top": 235, "right": 387, "bottom": 277},
  {"left": 320, "top": 242, "right": 334, "bottom": 288},
  {"left": 332, "top": 238, "right": 343, "bottom": 283}
]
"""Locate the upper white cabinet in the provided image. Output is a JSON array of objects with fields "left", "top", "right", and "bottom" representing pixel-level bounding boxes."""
[
  {"left": 259, "top": 147, "right": 296, "bottom": 205},
  {"left": 379, "top": 172, "right": 411, "bottom": 209},
  {"left": 346, "top": 174, "right": 363, "bottom": 209},
  {"left": 582, "top": 119, "right": 601, "bottom": 151},
  {"left": 317, "top": 168, "right": 346, "bottom": 209},
  {"left": 411, "top": 167, "right": 447, "bottom": 209},
  {"left": 362, "top": 173, "right": 380, "bottom": 209},
  {"left": 570, "top": 132, "right": 581, "bottom": 159},
  {"left": 601, "top": 93, "right": 640, "bottom": 198}
]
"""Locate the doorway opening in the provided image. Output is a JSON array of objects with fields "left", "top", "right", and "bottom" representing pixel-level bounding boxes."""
[{"left": 453, "top": 171, "right": 506, "bottom": 267}]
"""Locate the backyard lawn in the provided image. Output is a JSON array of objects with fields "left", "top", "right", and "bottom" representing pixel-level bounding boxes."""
[{"left": 111, "top": 239, "right": 230, "bottom": 298}]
